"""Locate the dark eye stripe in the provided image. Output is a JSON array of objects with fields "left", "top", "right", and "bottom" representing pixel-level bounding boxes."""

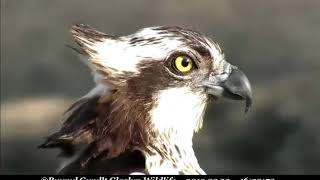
[{"left": 192, "top": 45, "right": 211, "bottom": 58}]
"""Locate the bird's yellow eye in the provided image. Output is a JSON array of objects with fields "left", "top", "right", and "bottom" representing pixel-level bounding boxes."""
[{"left": 174, "top": 56, "right": 194, "bottom": 73}]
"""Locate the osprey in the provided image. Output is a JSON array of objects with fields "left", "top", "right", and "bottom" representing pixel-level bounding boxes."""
[{"left": 40, "top": 24, "right": 252, "bottom": 175}]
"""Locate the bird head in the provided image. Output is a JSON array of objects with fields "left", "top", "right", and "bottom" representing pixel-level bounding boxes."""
[
  {"left": 36, "top": 24, "right": 254, "bottom": 175},
  {"left": 71, "top": 25, "right": 252, "bottom": 140}
]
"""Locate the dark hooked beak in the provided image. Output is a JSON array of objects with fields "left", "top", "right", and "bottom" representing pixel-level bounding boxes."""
[{"left": 202, "top": 67, "right": 253, "bottom": 113}]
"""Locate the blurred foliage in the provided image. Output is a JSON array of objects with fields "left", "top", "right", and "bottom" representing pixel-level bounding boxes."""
[{"left": 1, "top": 0, "right": 320, "bottom": 175}]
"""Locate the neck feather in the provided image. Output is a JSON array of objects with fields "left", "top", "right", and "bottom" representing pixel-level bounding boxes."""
[{"left": 144, "top": 87, "right": 207, "bottom": 174}]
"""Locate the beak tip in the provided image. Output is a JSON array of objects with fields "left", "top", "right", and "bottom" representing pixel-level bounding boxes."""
[
  {"left": 244, "top": 97, "right": 252, "bottom": 114},
  {"left": 225, "top": 67, "right": 253, "bottom": 114}
]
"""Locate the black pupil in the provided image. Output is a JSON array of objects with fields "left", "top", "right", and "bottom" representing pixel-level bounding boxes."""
[{"left": 181, "top": 57, "right": 190, "bottom": 67}]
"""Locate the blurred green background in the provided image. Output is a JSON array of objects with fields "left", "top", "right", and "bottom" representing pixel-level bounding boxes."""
[{"left": 1, "top": 0, "right": 320, "bottom": 175}]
